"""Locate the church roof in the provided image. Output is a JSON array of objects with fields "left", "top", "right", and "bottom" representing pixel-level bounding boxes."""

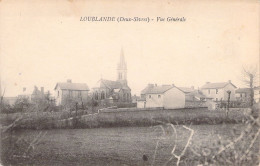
[{"left": 100, "top": 79, "right": 123, "bottom": 89}]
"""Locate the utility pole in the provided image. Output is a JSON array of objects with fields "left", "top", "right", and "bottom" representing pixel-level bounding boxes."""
[{"left": 226, "top": 90, "right": 231, "bottom": 118}]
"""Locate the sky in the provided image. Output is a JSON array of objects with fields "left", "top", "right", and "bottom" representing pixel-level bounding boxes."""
[{"left": 0, "top": 0, "right": 259, "bottom": 97}]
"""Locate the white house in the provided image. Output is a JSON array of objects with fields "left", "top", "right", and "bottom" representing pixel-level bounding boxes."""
[
  {"left": 138, "top": 84, "right": 186, "bottom": 109},
  {"left": 201, "top": 80, "right": 237, "bottom": 102}
]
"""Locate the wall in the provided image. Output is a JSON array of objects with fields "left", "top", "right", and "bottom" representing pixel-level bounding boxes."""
[
  {"left": 145, "top": 93, "right": 164, "bottom": 108},
  {"left": 60, "top": 89, "right": 88, "bottom": 105},
  {"left": 202, "top": 88, "right": 224, "bottom": 101},
  {"left": 185, "top": 101, "right": 207, "bottom": 108},
  {"left": 137, "top": 100, "right": 145, "bottom": 108},
  {"left": 163, "top": 87, "right": 185, "bottom": 109}
]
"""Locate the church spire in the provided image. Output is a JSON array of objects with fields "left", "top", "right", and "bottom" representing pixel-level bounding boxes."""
[
  {"left": 117, "top": 47, "right": 127, "bottom": 85},
  {"left": 118, "top": 47, "right": 127, "bottom": 70}
]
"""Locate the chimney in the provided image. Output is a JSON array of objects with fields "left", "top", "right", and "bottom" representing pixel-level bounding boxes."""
[
  {"left": 41, "top": 87, "right": 44, "bottom": 94},
  {"left": 206, "top": 82, "right": 210, "bottom": 84},
  {"left": 23, "top": 87, "right": 26, "bottom": 92},
  {"left": 155, "top": 84, "right": 157, "bottom": 87},
  {"left": 67, "top": 79, "right": 72, "bottom": 83},
  {"left": 228, "top": 80, "right": 231, "bottom": 83},
  {"left": 172, "top": 83, "right": 175, "bottom": 87}
]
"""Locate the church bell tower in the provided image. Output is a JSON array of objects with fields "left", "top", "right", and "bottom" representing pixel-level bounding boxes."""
[{"left": 117, "top": 48, "right": 127, "bottom": 86}]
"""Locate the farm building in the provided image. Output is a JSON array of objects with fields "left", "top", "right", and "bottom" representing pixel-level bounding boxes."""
[
  {"left": 201, "top": 80, "right": 237, "bottom": 102},
  {"left": 54, "top": 79, "right": 89, "bottom": 106},
  {"left": 138, "top": 84, "right": 186, "bottom": 109}
]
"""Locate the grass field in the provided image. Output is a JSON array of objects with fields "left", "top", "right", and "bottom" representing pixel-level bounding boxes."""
[{"left": 1, "top": 123, "right": 259, "bottom": 166}]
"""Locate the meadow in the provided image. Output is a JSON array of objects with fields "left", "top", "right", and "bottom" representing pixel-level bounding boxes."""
[{"left": 1, "top": 123, "right": 259, "bottom": 166}]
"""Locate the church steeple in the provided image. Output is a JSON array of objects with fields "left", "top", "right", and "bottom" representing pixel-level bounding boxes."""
[{"left": 117, "top": 47, "right": 127, "bottom": 85}]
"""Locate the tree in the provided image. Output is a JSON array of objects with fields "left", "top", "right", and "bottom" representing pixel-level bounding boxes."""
[{"left": 241, "top": 66, "right": 259, "bottom": 107}]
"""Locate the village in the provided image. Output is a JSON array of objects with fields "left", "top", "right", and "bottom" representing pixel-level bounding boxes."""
[{"left": 2, "top": 49, "right": 259, "bottom": 112}]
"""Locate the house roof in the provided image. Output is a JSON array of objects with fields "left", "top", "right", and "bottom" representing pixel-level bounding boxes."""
[
  {"left": 186, "top": 90, "right": 211, "bottom": 99},
  {"left": 236, "top": 88, "right": 251, "bottom": 93},
  {"left": 178, "top": 87, "right": 195, "bottom": 93},
  {"left": 141, "top": 84, "right": 155, "bottom": 94},
  {"left": 201, "top": 82, "right": 237, "bottom": 89},
  {"left": 55, "top": 82, "right": 89, "bottom": 91},
  {"left": 144, "top": 85, "right": 173, "bottom": 94}
]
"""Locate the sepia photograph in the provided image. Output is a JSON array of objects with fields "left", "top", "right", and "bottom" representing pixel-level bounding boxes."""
[{"left": 0, "top": 0, "right": 259, "bottom": 165}]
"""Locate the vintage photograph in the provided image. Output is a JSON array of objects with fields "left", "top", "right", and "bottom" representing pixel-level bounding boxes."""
[{"left": 0, "top": 0, "right": 259, "bottom": 165}]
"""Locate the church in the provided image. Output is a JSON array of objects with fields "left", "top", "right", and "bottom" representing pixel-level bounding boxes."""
[{"left": 91, "top": 49, "right": 132, "bottom": 103}]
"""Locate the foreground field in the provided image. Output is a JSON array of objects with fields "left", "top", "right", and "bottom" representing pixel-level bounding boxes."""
[{"left": 1, "top": 123, "right": 259, "bottom": 166}]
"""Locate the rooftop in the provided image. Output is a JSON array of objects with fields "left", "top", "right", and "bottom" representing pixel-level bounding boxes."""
[
  {"left": 201, "top": 81, "right": 237, "bottom": 89},
  {"left": 55, "top": 80, "right": 89, "bottom": 91}
]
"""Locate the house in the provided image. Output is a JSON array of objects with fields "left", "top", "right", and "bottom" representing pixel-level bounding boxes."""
[
  {"left": 18, "top": 86, "right": 51, "bottom": 103},
  {"left": 92, "top": 49, "right": 131, "bottom": 103},
  {"left": 235, "top": 88, "right": 251, "bottom": 102},
  {"left": 54, "top": 79, "right": 89, "bottom": 106},
  {"left": 201, "top": 80, "right": 237, "bottom": 102},
  {"left": 254, "top": 86, "right": 260, "bottom": 103},
  {"left": 138, "top": 84, "right": 186, "bottom": 109},
  {"left": 18, "top": 87, "right": 33, "bottom": 101}
]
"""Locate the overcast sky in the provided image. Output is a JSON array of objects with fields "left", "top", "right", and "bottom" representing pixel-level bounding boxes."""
[{"left": 0, "top": 0, "right": 259, "bottom": 97}]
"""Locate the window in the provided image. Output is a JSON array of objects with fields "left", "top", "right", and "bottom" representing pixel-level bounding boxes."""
[
  {"left": 216, "top": 98, "right": 218, "bottom": 101},
  {"left": 149, "top": 95, "right": 151, "bottom": 98},
  {"left": 240, "top": 94, "right": 242, "bottom": 97},
  {"left": 101, "top": 91, "right": 105, "bottom": 99},
  {"left": 208, "top": 89, "right": 210, "bottom": 94},
  {"left": 158, "top": 95, "right": 161, "bottom": 98},
  {"left": 95, "top": 92, "right": 98, "bottom": 100},
  {"left": 78, "top": 91, "right": 82, "bottom": 98},
  {"left": 58, "top": 91, "right": 59, "bottom": 97},
  {"left": 216, "top": 89, "right": 218, "bottom": 94}
]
